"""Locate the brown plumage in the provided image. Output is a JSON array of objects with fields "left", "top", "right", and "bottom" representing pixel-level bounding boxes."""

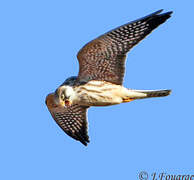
[
  {"left": 77, "top": 9, "right": 172, "bottom": 85},
  {"left": 46, "top": 94, "right": 89, "bottom": 145},
  {"left": 46, "top": 10, "right": 172, "bottom": 146}
]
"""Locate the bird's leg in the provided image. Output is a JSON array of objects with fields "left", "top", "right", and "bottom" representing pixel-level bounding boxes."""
[{"left": 122, "top": 98, "right": 134, "bottom": 103}]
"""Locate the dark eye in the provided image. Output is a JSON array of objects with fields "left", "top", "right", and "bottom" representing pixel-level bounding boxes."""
[{"left": 61, "top": 93, "right": 65, "bottom": 100}]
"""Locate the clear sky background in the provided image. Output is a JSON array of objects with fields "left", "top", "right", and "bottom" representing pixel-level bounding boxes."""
[{"left": 0, "top": 0, "right": 193, "bottom": 179}]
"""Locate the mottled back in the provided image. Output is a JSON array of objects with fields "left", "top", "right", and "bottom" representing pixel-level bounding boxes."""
[
  {"left": 46, "top": 93, "right": 90, "bottom": 146},
  {"left": 77, "top": 10, "right": 172, "bottom": 85}
]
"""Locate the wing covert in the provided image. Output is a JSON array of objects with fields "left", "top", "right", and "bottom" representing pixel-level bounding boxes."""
[
  {"left": 77, "top": 10, "right": 172, "bottom": 85},
  {"left": 46, "top": 93, "right": 90, "bottom": 146}
]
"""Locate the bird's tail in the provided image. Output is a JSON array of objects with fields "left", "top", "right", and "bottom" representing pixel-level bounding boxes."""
[
  {"left": 134, "top": 89, "right": 171, "bottom": 98},
  {"left": 122, "top": 89, "right": 171, "bottom": 102}
]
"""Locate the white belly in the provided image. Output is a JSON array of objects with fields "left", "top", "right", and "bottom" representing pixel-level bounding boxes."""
[{"left": 74, "top": 80, "right": 128, "bottom": 106}]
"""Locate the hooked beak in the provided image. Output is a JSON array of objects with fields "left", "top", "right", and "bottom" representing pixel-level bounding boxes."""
[{"left": 60, "top": 99, "right": 72, "bottom": 107}]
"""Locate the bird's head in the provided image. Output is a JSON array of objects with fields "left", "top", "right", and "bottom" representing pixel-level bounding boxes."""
[{"left": 55, "top": 86, "right": 76, "bottom": 107}]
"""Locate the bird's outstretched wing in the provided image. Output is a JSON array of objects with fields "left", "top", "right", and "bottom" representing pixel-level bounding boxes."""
[
  {"left": 45, "top": 93, "right": 90, "bottom": 146},
  {"left": 77, "top": 9, "right": 172, "bottom": 85}
]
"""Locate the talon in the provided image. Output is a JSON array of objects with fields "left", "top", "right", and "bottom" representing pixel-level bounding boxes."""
[{"left": 123, "top": 98, "right": 134, "bottom": 103}]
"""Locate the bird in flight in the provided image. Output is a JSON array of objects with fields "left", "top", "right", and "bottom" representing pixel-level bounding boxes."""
[{"left": 46, "top": 9, "right": 172, "bottom": 146}]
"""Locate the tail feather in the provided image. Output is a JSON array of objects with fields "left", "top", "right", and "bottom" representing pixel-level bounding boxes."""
[{"left": 134, "top": 89, "right": 171, "bottom": 98}]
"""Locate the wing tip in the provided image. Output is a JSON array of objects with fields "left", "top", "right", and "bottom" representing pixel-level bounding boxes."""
[
  {"left": 158, "top": 10, "right": 173, "bottom": 18},
  {"left": 144, "top": 9, "right": 173, "bottom": 31},
  {"left": 79, "top": 137, "right": 90, "bottom": 146},
  {"left": 152, "top": 9, "right": 173, "bottom": 16},
  {"left": 81, "top": 140, "right": 90, "bottom": 146},
  {"left": 144, "top": 9, "right": 173, "bottom": 22}
]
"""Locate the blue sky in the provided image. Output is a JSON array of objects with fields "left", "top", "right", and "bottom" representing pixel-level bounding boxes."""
[{"left": 0, "top": 0, "right": 193, "bottom": 179}]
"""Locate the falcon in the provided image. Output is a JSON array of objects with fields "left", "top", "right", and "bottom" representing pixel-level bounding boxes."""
[{"left": 46, "top": 9, "right": 172, "bottom": 146}]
